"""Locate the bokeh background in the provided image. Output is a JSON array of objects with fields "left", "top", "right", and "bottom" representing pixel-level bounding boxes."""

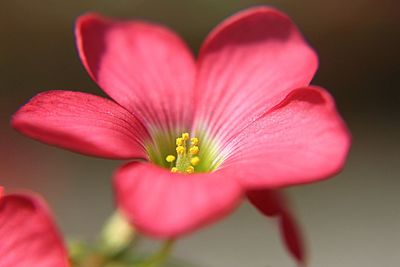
[{"left": 1, "top": 1, "right": 399, "bottom": 266}]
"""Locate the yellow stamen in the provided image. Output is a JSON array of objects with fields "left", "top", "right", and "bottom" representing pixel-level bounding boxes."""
[
  {"left": 176, "top": 146, "right": 185, "bottom": 155},
  {"left": 176, "top": 137, "right": 183, "bottom": 146},
  {"left": 166, "top": 155, "right": 176, "bottom": 163},
  {"left": 167, "top": 132, "right": 200, "bottom": 174},
  {"left": 190, "top": 156, "right": 200, "bottom": 166},
  {"left": 190, "top": 137, "right": 199, "bottom": 146},
  {"left": 186, "top": 166, "right": 194, "bottom": 174},
  {"left": 182, "top": 133, "right": 189, "bottom": 141},
  {"left": 189, "top": 146, "right": 199, "bottom": 155}
]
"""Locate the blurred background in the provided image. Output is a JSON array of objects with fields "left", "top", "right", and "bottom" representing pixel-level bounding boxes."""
[{"left": 1, "top": 0, "right": 399, "bottom": 266}]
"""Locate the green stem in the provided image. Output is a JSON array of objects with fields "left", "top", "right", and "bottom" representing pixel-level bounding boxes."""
[
  {"left": 136, "top": 240, "right": 175, "bottom": 267},
  {"left": 69, "top": 212, "right": 175, "bottom": 267}
]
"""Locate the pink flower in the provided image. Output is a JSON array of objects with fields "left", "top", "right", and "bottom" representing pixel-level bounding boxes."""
[
  {"left": 0, "top": 187, "right": 69, "bottom": 267},
  {"left": 12, "top": 7, "right": 350, "bottom": 264}
]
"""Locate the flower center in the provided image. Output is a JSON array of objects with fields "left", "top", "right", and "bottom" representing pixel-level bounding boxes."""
[
  {"left": 165, "top": 132, "right": 200, "bottom": 174},
  {"left": 146, "top": 129, "right": 222, "bottom": 173}
]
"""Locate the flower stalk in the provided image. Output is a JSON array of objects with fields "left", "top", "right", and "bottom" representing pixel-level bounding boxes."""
[
  {"left": 68, "top": 212, "right": 174, "bottom": 267},
  {"left": 136, "top": 240, "right": 175, "bottom": 267}
]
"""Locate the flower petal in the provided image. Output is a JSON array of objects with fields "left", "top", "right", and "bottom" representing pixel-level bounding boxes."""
[
  {"left": 114, "top": 162, "right": 243, "bottom": 238},
  {"left": 248, "top": 190, "right": 305, "bottom": 265},
  {"left": 76, "top": 13, "right": 196, "bottom": 132},
  {"left": 0, "top": 194, "right": 68, "bottom": 267},
  {"left": 221, "top": 86, "right": 351, "bottom": 188},
  {"left": 12, "top": 90, "right": 149, "bottom": 159},
  {"left": 194, "top": 7, "right": 318, "bottom": 144}
]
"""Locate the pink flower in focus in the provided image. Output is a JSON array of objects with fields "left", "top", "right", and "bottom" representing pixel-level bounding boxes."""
[
  {"left": 0, "top": 187, "right": 69, "bottom": 267},
  {"left": 12, "top": 7, "right": 350, "bottom": 264}
]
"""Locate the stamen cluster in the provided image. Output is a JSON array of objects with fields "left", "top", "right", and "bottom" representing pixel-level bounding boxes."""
[{"left": 166, "top": 133, "right": 200, "bottom": 174}]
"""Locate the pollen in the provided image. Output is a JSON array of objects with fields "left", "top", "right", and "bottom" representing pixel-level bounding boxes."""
[
  {"left": 181, "top": 133, "right": 189, "bottom": 141},
  {"left": 190, "top": 137, "right": 199, "bottom": 146},
  {"left": 189, "top": 146, "right": 199, "bottom": 155},
  {"left": 176, "top": 137, "right": 183, "bottom": 146},
  {"left": 166, "top": 132, "right": 200, "bottom": 174},
  {"left": 166, "top": 155, "right": 176, "bottom": 163},
  {"left": 190, "top": 156, "right": 200, "bottom": 166},
  {"left": 176, "top": 146, "right": 185, "bottom": 155},
  {"left": 186, "top": 166, "right": 195, "bottom": 174}
]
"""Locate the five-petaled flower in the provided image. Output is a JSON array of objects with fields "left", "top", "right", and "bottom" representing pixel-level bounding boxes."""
[
  {"left": 0, "top": 186, "right": 69, "bottom": 267},
  {"left": 12, "top": 6, "right": 350, "bottom": 264}
]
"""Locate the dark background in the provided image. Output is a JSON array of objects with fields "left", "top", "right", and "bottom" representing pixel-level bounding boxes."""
[{"left": 1, "top": 1, "right": 399, "bottom": 266}]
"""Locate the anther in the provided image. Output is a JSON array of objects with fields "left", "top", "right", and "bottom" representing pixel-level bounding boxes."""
[
  {"left": 166, "top": 155, "right": 176, "bottom": 163},
  {"left": 186, "top": 166, "right": 194, "bottom": 174},
  {"left": 190, "top": 156, "right": 200, "bottom": 166},
  {"left": 176, "top": 146, "right": 185, "bottom": 155},
  {"left": 182, "top": 133, "right": 189, "bottom": 141},
  {"left": 171, "top": 167, "right": 178, "bottom": 173},
  {"left": 189, "top": 146, "right": 199, "bottom": 155},
  {"left": 176, "top": 137, "right": 183, "bottom": 146},
  {"left": 190, "top": 137, "right": 199, "bottom": 146}
]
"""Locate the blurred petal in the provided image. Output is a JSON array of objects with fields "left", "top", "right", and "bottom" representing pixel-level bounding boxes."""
[
  {"left": 194, "top": 7, "right": 318, "bottom": 144},
  {"left": 248, "top": 190, "right": 305, "bottom": 265},
  {"left": 12, "top": 90, "right": 149, "bottom": 159},
  {"left": 76, "top": 13, "right": 196, "bottom": 132},
  {"left": 114, "top": 162, "right": 243, "bottom": 237},
  {"left": 0, "top": 194, "right": 68, "bottom": 267},
  {"left": 221, "top": 86, "right": 351, "bottom": 188}
]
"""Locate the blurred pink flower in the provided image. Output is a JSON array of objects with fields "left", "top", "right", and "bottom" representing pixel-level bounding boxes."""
[
  {"left": 12, "top": 7, "right": 350, "bottom": 264},
  {"left": 0, "top": 188, "right": 69, "bottom": 267}
]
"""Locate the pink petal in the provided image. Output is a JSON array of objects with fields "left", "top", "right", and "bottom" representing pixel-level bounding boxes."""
[
  {"left": 193, "top": 7, "right": 318, "bottom": 144},
  {"left": 114, "top": 162, "right": 243, "bottom": 238},
  {"left": 0, "top": 194, "right": 68, "bottom": 267},
  {"left": 221, "top": 86, "right": 351, "bottom": 188},
  {"left": 248, "top": 190, "right": 306, "bottom": 265},
  {"left": 12, "top": 90, "right": 149, "bottom": 159},
  {"left": 76, "top": 13, "right": 196, "bottom": 132}
]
